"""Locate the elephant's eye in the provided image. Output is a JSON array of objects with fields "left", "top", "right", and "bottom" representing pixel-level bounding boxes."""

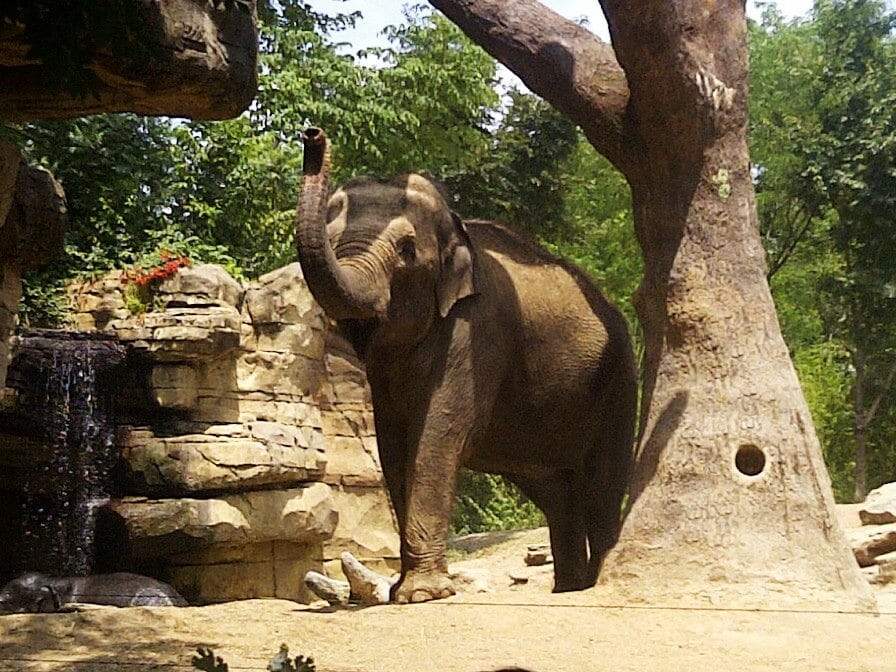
[{"left": 398, "top": 237, "right": 416, "bottom": 264}]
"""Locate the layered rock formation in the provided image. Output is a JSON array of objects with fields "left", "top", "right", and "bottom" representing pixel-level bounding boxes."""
[
  {"left": 849, "top": 482, "right": 896, "bottom": 585},
  {"left": 0, "top": 0, "right": 258, "bottom": 121},
  {"left": 0, "top": 140, "right": 68, "bottom": 386},
  {"left": 61, "top": 262, "right": 399, "bottom": 602}
]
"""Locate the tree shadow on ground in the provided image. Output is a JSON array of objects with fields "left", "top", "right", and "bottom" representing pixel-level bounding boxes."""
[{"left": 0, "top": 608, "right": 245, "bottom": 671}]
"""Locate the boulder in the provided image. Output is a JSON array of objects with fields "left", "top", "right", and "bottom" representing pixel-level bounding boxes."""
[
  {"left": 321, "top": 486, "right": 400, "bottom": 567},
  {"left": 0, "top": 142, "right": 20, "bottom": 226},
  {"left": 67, "top": 271, "right": 130, "bottom": 330},
  {"left": 859, "top": 482, "right": 896, "bottom": 525},
  {"left": 244, "top": 263, "right": 324, "bottom": 328},
  {"left": 0, "top": 0, "right": 258, "bottom": 121},
  {"left": 120, "top": 426, "right": 326, "bottom": 495},
  {"left": 150, "top": 364, "right": 198, "bottom": 410},
  {"left": 525, "top": 544, "right": 553, "bottom": 567},
  {"left": 157, "top": 264, "right": 244, "bottom": 308},
  {"left": 165, "top": 541, "right": 322, "bottom": 603},
  {"left": 0, "top": 162, "right": 67, "bottom": 269},
  {"left": 0, "top": 269, "right": 22, "bottom": 389},
  {"left": 117, "top": 306, "right": 242, "bottom": 361},
  {"left": 849, "top": 522, "right": 896, "bottom": 567},
  {"left": 107, "top": 483, "right": 337, "bottom": 558},
  {"left": 22, "top": 262, "right": 400, "bottom": 604}
]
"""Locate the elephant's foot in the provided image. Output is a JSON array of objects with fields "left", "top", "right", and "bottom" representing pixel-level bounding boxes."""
[
  {"left": 391, "top": 570, "right": 455, "bottom": 604},
  {"left": 552, "top": 573, "right": 594, "bottom": 593}
]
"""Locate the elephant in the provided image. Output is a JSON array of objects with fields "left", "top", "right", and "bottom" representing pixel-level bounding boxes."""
[
  {"left": 0, "top": 572, "right": 187, "bottom": 612},
  {"left": 296, "top": 128, "right": 637, "bottom": 604}
]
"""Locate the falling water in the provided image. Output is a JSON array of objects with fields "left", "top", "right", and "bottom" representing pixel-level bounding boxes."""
[{"left": 16, "top": 331, "right": 124, "bottom": 576}]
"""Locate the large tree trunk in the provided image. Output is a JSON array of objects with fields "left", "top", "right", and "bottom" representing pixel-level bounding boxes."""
[
  {"left": 429, "top": 0, "right": 874, "bottom": 610},
  {"left": 602, "top": 133, "right": 871, "bottom": 609}
]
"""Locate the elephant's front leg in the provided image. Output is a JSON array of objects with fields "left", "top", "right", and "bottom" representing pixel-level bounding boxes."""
[{"left": 390, "top": 388, "right": 472, "bottom": 604}]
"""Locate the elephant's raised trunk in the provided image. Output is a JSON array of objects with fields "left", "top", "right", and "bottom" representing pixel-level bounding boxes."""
[{"left": 296, "top": 128, "right": 382, "bottom": 321}]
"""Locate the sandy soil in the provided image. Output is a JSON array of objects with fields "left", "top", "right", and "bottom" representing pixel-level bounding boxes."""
[{"left": 2, "top": 524, "right": 896, "bottom": 672}]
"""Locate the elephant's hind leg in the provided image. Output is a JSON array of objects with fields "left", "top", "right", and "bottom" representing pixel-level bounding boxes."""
[
  {"left": 513, "top": 472, "right": 591, "bottom": 592},
  {"left": 585, "top": 373, "right": 637, "bottom": 582}
]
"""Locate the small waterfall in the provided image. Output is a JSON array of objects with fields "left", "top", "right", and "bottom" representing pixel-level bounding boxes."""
[{"left": 12, "top": 330, "right": 125, "bottom": 576}]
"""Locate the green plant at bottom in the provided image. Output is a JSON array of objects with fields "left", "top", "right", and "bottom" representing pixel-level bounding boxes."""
[{"left": 191, "top": 644, "right": 317, "bottom": 672}]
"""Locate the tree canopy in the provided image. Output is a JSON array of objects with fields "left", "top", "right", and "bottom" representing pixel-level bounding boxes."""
[{"left": 749, "top": 0, "right": 896, "bottom": 500}]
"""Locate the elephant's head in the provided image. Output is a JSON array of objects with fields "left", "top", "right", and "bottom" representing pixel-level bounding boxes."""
[
  {"left": 296, "top": 129, "right": 476, "bottom": 343},
  {"left": 0, "top": 572, "right": 58, "bottom": 613}
]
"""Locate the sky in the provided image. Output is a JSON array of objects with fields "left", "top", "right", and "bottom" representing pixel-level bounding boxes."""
[{"left": 308, "top": 0, "right": 817, "bottom": 52}]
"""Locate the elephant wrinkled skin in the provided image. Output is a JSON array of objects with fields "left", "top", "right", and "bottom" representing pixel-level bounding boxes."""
[{"left": 296, "top": 130, "right": 637, "bottom": 604}]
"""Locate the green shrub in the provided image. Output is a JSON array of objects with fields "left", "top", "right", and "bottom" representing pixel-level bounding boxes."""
[{"left": 452, "top": 470, "right": 545, "bottom": 536}]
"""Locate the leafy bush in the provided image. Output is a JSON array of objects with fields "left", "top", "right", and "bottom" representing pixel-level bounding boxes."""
[{"left": 452, "top": 470, "right": 545, "bottom": 536}]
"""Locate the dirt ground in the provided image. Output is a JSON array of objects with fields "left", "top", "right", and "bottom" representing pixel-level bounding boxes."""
[{"left": 2, "top": 523, "right": 896, "bottom": 672}]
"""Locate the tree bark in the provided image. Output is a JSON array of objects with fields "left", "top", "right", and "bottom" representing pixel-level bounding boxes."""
[
  {"left": 853, "top": 346, "right": 868, "bottom": 502},
  {"left": 430, "top": 0, "right": 874, "bottom": 609}
]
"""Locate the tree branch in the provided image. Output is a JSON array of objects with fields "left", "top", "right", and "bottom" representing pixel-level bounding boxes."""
[
  {"left": 428, "top": 0, "right": 633, "bottom": 172},
  {"left": 767, "top": 202, "right": 819, "bottom": 280},
  {"left": 863, "top": 357, "right": 896, "bottom": 429}
]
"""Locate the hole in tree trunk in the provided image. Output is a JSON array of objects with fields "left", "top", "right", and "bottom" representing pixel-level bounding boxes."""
[{"left": 735, "top": 444, "right": 766, "bottom": 477}]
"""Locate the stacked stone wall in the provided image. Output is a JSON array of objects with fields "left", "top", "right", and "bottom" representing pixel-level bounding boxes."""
[{"left": 64, "top": 262, "right": 399, "bottom": 602}]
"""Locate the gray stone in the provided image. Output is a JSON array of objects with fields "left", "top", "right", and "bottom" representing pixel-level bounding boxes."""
[{"left": 859, "top": 482, "right": 896, "bottom": 525}]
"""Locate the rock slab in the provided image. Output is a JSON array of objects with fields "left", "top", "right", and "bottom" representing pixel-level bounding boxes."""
[{"left": 859, "top": 482, "right": 896, "bottom": 525}]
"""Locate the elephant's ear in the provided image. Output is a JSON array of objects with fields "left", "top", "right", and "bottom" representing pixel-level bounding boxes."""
[{"left": 437, "top": 212, "right": 476, "bottom": 318}]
